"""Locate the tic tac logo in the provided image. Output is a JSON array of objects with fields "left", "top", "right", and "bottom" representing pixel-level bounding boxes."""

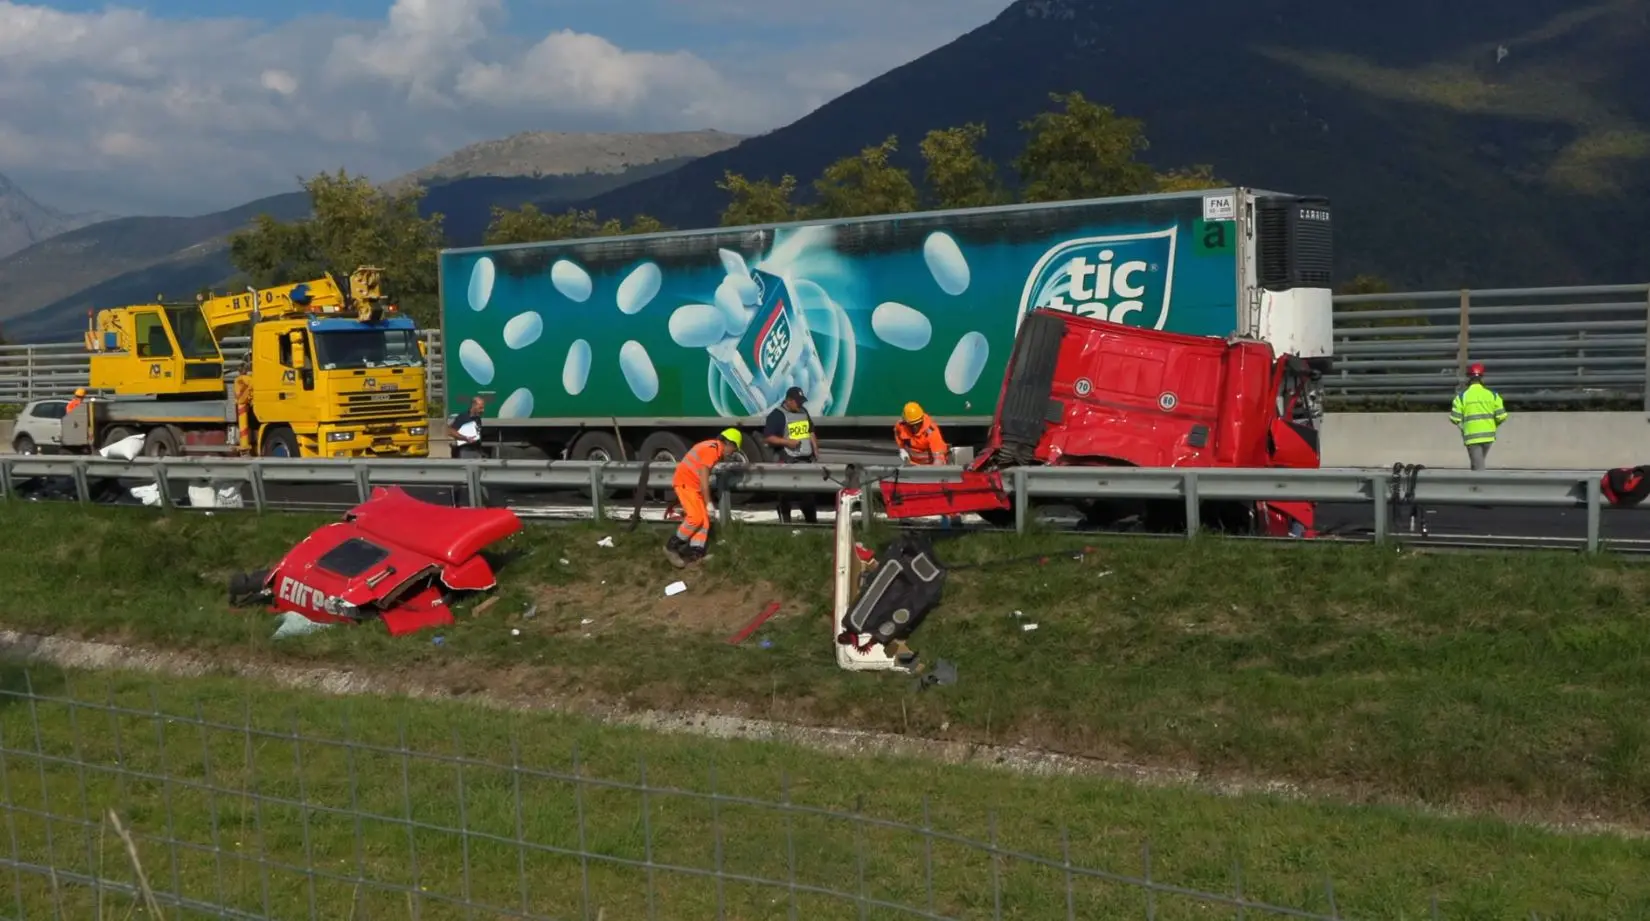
[
  {"left": 1016, "top": 227, "right": 1178, "bottom": 331},
  {"left": 752, "top": 301, "right": 792, "bottom": 378}
]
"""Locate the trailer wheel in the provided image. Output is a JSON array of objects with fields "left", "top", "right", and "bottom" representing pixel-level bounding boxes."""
[
  {"left": 636, "top": 431, "right": 690, "bottom": 499},
  {"left": 12, "top": 434, "right": 36, "bottom": 455},
  {"left": 143, "top": 426, "right": 181, "bottom": 457},
  {"left": 261, "top": 427, "right": 300, "bottom": 458},
  {"left": 569, "top": 431, "right": 624, "bottom": 502}
]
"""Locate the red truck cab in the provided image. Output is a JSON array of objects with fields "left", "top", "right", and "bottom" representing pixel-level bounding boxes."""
[{"left": 881, "top": 309, "right": 1321, "bottom": 537}]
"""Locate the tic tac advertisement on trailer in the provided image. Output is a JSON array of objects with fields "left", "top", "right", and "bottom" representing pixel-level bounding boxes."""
[{"left": 439, "top": 193, "right": 1242, "bottom": 421}]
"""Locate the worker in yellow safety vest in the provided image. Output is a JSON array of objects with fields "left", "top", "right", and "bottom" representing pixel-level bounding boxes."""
[{"left": 1449, "top": 362, "right": 1508, "bottom": 470}]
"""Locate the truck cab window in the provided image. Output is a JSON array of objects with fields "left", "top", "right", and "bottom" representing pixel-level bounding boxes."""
[{"left": 134, "top": 312, "right": 173, "bottom": 358}]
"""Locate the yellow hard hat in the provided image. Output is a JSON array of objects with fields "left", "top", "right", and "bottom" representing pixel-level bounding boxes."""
[
  {"left": 73, "top": 387, "right": 86, "bottom": 397},
  {"left": 902, "top": 402, "right": 924, "bottom": 424},
  {"left": 719, "top": 427, "right": 743, "bottom": 448}
]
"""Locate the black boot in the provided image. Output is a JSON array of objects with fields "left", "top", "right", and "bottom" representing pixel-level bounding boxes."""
[{"left": 664, "top": 536, "right": 687, "bottom": 568}]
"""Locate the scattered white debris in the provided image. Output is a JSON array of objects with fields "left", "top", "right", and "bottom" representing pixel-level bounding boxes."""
[
  {"left": 558, "top": 558, "right": 571, "bottom": 565},
  {"left": 1021, "top": 623, "right": 1039, "bottom": 632},
  {"left": 596, "top": 536, "right": 615, "bottom": 548},
  {"left": 510, "top": 628, "right": 520, "bottom": 637},
  {"left": 664, "top": 581, "right": 687, "bottom": 597},
  {"left": 580, "top": 618, "right": 594, "bottom": 626}
]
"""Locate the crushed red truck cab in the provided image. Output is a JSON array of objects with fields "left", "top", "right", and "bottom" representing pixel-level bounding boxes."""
[
  {"left": 881, "top": 309, "right": 1322, "bottom": 537},
  {"left": 231, "top": 486, "right": 523, "bottom": 635}
]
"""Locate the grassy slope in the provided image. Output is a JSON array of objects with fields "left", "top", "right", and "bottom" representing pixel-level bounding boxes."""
[
  {"left": 1, "top": 502, "right": 1648, "bottom": 829},
  {"left": 3, "top": 665, "right": 1648, "bottom": 920}
]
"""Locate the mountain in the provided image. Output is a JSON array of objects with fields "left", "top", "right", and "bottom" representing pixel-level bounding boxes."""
[
  {"left": 574, "top": 0, "right": 1650, "bottom": 289},
  {"left": 0, "top": 173, "right": 113, "bottom": 260},
  {"left": 382, "top": 129, "right": 745, "bottom": 191},
  {"left": 0, "top": 131, "right": 747, "bottom": 341}
]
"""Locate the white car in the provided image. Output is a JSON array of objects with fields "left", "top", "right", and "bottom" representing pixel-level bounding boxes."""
[{"left": 11, "top": 397, "right": 71, "bottom": 454}]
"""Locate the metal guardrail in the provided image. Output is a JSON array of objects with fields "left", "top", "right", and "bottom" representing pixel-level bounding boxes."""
[
  {"left": 0, "top": 455, "right": 1613, "bottom": 551},
  {"left": 1330, "top": 283, "right": 1650, "bottom": 407},
  {"left": 0, "top": 332, "right": 445, "bottom": 405},
  {"left": 3, "top": 282, "right": 1645, "bottom": 409}
]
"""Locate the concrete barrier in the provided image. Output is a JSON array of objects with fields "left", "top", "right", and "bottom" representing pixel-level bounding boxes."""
[{"left": 1320, "top": 412, "right": 1649, "bottom": 470}]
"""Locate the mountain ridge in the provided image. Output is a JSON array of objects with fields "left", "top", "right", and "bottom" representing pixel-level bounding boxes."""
[{"left": 0, "top": 173, "right": 114, "bottom": 261}]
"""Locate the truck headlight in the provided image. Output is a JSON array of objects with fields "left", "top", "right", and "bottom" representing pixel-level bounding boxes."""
[
  {"left": 326, "top": 431, "right": 355, "bottom": 442},
  {"left": 408, "top": 426, "right": 427, "bottom": 436},
  {"left": 322, "top": 596, "right": 357, "bottom": 617}
]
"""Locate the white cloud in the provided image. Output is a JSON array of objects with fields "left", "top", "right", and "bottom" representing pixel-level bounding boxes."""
[{"left": 0, "top": 0, "right": 1002, "bottom": 216}]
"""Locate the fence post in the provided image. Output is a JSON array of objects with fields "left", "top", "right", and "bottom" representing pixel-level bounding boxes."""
[
  {"left": 25, "top": 347, "right": 34, "bottom": 401},
  {"left": 1456, "top": 288, "right": 1471, "bottom": 384},
  {"left": 1586, "top": 475, "right": 1602, "bottom": 553}
]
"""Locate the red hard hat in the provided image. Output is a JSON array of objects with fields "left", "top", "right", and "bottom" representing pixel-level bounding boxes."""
[{"left": 1467, "top": 362, "right": 1485, "bottom": 377}]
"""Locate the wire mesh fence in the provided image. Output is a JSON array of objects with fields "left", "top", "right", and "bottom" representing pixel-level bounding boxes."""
[{"left": 0, "top": 668, "right": 1454, "bottom": 921}]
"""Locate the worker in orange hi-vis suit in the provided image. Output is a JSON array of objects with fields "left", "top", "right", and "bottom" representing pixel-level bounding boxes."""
[
  {"left": 894, "top": 402, "right": 949, "bottom": 465},
  {"left": 233, "top": 358, "right": 255, "bottom": 454},
  {"left": 665, "top": 428, "right": 743, "bottom": 568}
]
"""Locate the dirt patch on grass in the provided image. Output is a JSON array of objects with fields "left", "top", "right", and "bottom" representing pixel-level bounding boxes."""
[{"left": 532, "top": 577, "right": 804, "bottom": 637}]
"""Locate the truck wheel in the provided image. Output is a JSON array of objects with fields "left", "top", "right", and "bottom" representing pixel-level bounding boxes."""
[
  {"left": 978, "top": 506, "right": 1017, "bottom": 529},
  {"left": 261, "top": 428, "right": 300, "bottom": 458},
  {"left": 100, "top": 426, "right": 135, "bottom": 449},
  {"left": 143, "top": 426, "right": 181, "bottom": 457},
  {"left": 569, "top": 431, "right": 624, "bottom": 502},
  {"left": 636, "top": 431, "right": 690, "bottom": 499}
]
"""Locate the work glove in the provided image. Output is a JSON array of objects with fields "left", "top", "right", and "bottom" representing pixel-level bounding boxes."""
[{"left": 899, "top": 449, "right": 910, "bottom": 462}]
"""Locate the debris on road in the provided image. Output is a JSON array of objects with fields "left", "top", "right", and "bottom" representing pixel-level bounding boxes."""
[{"left": 226, "top": 485, "right": 523, "bottom": 637}]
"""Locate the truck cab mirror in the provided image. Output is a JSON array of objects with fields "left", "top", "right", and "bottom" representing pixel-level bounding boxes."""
[{"left": 418, "top": 340, "right": 428, "bottom": 357}]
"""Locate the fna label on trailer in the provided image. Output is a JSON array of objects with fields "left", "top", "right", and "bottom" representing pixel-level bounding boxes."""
[{"left": 437, "top": 188, "right": 1333, "bottom": 466}]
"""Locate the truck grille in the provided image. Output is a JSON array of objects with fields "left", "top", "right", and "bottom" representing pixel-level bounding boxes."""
[{"left": 340, "top": 390, "right": 419, "bottom": 419}]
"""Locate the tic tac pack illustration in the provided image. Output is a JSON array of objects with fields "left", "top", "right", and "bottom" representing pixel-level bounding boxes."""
[{"left": 706, "top": 249, "right": 831, "bottom": 417}]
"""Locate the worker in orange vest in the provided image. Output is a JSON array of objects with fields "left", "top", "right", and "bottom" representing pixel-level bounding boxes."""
[
  {"left": 665, "top": 428, "right": 742, "bottom": 568},
  {"left": 65, "top": 387, "right": 87, "bottom": 414},
  {"left": 894, "top": 402, "right": 949, "bottom": 465}
]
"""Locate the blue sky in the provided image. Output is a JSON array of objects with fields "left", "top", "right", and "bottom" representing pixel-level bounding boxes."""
[{"left": 0, "top": 0, "right": 1009, "bottom": 215}]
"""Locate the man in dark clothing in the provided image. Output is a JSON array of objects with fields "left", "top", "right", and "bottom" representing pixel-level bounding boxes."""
[
  {"left": 447, "top": 396, "right": 487, "bottom": 459},
  {"left": 764, "top": 386, "right": 819, "bottom": 524}
]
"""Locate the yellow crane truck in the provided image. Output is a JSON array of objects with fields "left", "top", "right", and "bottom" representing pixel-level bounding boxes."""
[{"left": 64, "top": 267, "right": 430, "bottom": 458}]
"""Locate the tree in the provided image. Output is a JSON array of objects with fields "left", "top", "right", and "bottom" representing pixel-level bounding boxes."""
[
  {"left": 1013, "top": 91, "right": 1156, "bottom": 203},
  {"left": 1154, "top": 164, "right": 1224, "bottom": 192},
  {"left": 716, "top": 171, "right": 803, "bottom": 226},
  {"left": 228, "top": 170, "right": 445, "bottom": 326},
  {"left": 919, "top": 123, "right": 1007, "bottom": 209},
  {"left": 810, "top": 136, "right": 920, "bottom": 219},
  {"left": 482, "top": 205, "right": 664, "bottom": 245}
]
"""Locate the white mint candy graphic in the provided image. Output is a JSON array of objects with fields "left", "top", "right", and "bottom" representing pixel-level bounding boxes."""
[
  {"left": 467, "top": 257, "right": 494, "bottom": 311},
  {"left": 497, "top": 388, "right": 533, "bottom": 418},
  {"left": 669, "top": 305, "right": 727, "bottom": 348},
  {"left": 502, "top": 311, "right": 542, "bottom": 349},
  {"left": 457, "top": 339, "right": 493, "bottom": 386},
  {"left": 922, "top": 232, "right": 970, "bottom": 295},
  {"left": 945, "top": 332, "right": 989, "bottom": 394},
  {"left": 871, "top": 302, "right": 932, "bottom": 351},
  {"left": 619, "top": 340, "right": 659, "bottom": 402},
  {"left": 551, "top": 259, "right": 592, "bottom": 302},
  {"left": 713, "top": 277, "right": 753, "bottom": 336},
  {"left": 562, "top": 340, "right": 591, "bottom": 395},
  {"left": 616, "top": 262, "right": 661, "bottom": 315},
  {"left": 716, "top": 248, "right": 760, "bottom": 303}
]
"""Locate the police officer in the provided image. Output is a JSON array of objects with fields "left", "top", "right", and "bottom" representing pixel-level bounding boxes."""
[
  {"left": 763, "top": 386, "right": 819, "bottom": 524},
  {"left": 1449, "top": 362, "right": 1509, "bottom": 470}
]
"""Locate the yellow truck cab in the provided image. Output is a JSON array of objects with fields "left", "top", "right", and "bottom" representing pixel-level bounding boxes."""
[{"left": 71, "top": 268, "right": 430, "bottom": 458}]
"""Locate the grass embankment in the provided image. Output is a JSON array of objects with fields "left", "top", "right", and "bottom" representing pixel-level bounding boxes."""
[
  {"left": 1, "top": 503, "right": 1649, "bottom": 828},
  {"left": 4, "top": 665, "right": 1649, "bottom": 920}
]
